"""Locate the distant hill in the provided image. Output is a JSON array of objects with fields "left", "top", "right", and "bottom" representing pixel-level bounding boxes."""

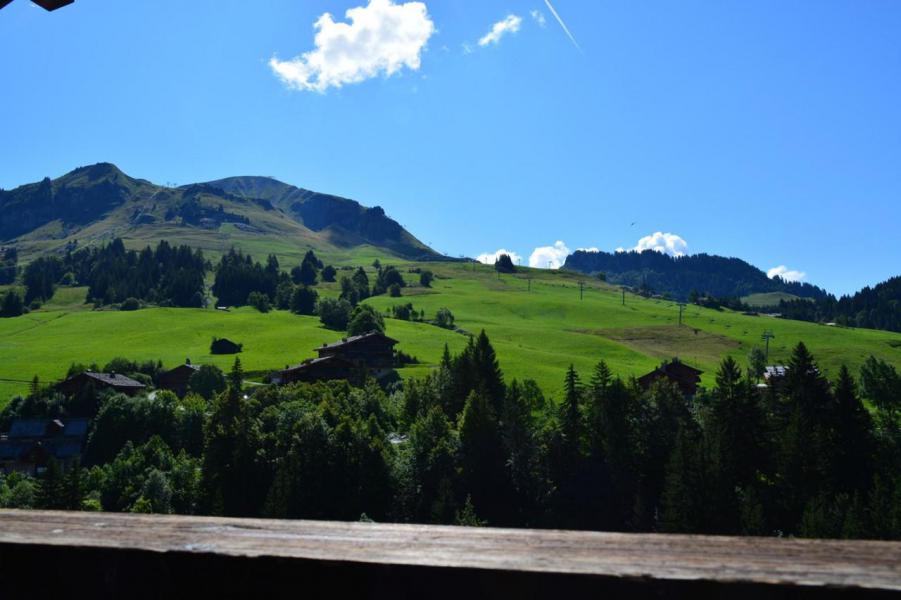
[
  {"left": 564, "top": 249, "right": 830, "bottom": 301},
  {"left": 0, "top": 163, "right": 438, "bottom": 262},
  {"left": 778, "top": 275, "right": 901, "bottom": 333}
]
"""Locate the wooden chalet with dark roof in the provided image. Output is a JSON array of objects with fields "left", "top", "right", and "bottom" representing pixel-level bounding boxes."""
[
  {"left": 316, "top": 331, "right": 398, "bottom": 371},
  {"left": 57, "top": 371, "right": 146, "bottom": 397},
  {"left": 0, "top": 418, "right": 89, "bottom": 475},
  {"left": 272, "top": 355, "right": 361, "bottom": 386},
  {"left": 158, "top": 359, "right": 200, "bottom": 397},
  {"left": 638, "top": 359, "right": 703, "bottom": 396}
]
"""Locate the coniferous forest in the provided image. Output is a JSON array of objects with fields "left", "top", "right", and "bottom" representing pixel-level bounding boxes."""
[
  {"left": 18, "top": 238, "right": 208, "bottom": 307},
  {"left": 1, "top": 332, "right": 899, "bottom": 540}
]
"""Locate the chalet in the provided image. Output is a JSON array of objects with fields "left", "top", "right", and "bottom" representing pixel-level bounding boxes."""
[
  {"left": 57, "top": 371, "right": 146, "bottom": 397},
  {"left": 0, "top": 418, "right": 89, "bottom": 475},
  {"left": 211, "top": 337, "right": 242, "bottom": 355},
  {"left": 158, "top": 359, "right": 200, "bottom": 397},
  {"left": 272, "top": 355, "right": 361, "bottom": 386},
  {"left": 316, "top": 331, "right": 398, "bottom": 372},
  {"left": 638, "top": 359, "right": 703, "bottom": 396}
]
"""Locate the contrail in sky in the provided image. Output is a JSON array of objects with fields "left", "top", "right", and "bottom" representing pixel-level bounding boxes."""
[{"left": 543, "top": 0, "right": 581, "bottom": 52}]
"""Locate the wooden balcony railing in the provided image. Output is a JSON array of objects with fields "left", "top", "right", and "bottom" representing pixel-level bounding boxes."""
[{"left": 1, "top": 509, "right": 899, "bottom": 598}]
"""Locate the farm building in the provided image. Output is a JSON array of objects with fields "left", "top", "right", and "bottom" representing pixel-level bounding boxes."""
[
  {"left": 0, "top": 418, "right": 89, "bottom": 475},
  {"left": 211, "top": 337, "right": 242, "bottom": 355},
  {"left": 272, "top": 355, "right": 361, "bottom": 386},
  {"left": 316, "top": 331, "right": 398, "bottom": 371},
  {"left": 158, "top": 360, "right": 200, "bottom": 397},
  {"left": 638, "top": 359, "right": 703, "bottom": 396},
  {"left": 57, "top": 371, "right": 146, "bottom": 397},
  {"left": 272, "top": 331, "right": 399, "bottom": 386}
]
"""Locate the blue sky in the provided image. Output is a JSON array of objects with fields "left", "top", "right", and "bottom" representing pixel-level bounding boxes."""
[{"left": 1, "top": 0, "right": 900, "bottom": 295}]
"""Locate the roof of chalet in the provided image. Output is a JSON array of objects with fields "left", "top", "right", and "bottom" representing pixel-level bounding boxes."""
[
  {"left": 639, "top": 359, "right": 703, "bottom": 381},
  {"left": 8, "top": 418, "right": 90, "bottom": 439},
  {"left": 79, "top": 371, "right": 146, "bottom": 389},
  {"left": 164, "top": 362, "right": 201, "bottom": 374},
  {"left": 317, "top": 331, "right": 399, "bottom": 352},
  {"left": 0, "top": 440, "right": 84, "bottom": 461},
  {"left": 280, "top": 355, "right": 356, "bottom": 373}
]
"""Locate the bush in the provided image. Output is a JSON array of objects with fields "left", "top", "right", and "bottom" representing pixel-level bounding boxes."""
[
  {"left": 290, "top": 286, "right": 318, "bottom": 315},
  {"left": 321, "top": 265, "right": 337, "bottom": 282},
  {"left": 0, "top": 289, "right": 25, "bottom": 318},
  {"left": 188, "top": 364, "right": 226, "bottom": 400},
  {"left": 318, "top": 297, "right": 353, "bottom": 330},
  {"left": 247, "top": 291, "right": 271, "bottom": 313},
  {"left": 347, "top": 304, "right": 386, "bottom": 336},
  {"left": 419, "top": 270, "right": 434, "bottom": 287},
  {"left": 389, "top": 283, "right": 402, "bottom": 297},
  {"left": 435, "top": 307, "right": 455, "bottom": 329},
  {"left": 373, "top": 265, "right": 405, "bottom": 295},
  {"left": 392, "top": 303, "right": 415, "bottom": 320},
  {"left": 275, "top": 281, "right": 295, "bottom": 310},
  {"left": 120, "top": 297, "right": 140, "bottom": 311}
]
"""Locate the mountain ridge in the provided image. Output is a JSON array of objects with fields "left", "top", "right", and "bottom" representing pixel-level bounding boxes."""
[{"left": 0, "top": 163, "right": 438, "bottom": 263}]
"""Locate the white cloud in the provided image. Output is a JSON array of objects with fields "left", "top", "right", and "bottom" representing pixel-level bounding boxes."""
[
  {"left": 529, "top": 240, "right": 570, "bottom": 269},
  {"left": 478, "top": 14, "right": 522, "bottom": 47},
  {"left": 631, "top": 232, "right": 688, "bottom": 257},
  {"left": 477, "top": 248, "right": 522, "bottom": 265},
  {"left": 767, "top": 265, "right": 806, "bottom": 282},
  {"left": 577, "top": 246, "right": 599, "bottom": 253},
  {"left": 269, "top": 0, "right": 435, "bottom": 93},
  {"left": 530, "top": 9, "right": 546, "bottom": 27}
]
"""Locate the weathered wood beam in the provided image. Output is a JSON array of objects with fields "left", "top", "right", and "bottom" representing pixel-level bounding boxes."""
[{"left": 0, "top": 510, "right": 899, "bottom": 596}]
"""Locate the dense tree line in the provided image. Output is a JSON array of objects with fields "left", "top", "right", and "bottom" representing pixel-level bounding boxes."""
[
  {"left": 2, "top": 337, "right": 899, "bottom": 540},
  {"left": 17, "top": 239, "right": 207, "bottom": 307},
  {"left": 565, "top": 249, "right": 830, "bottom": 301},
  {"left": 212, "top": 249, "right": 284, "bottom": 307},
  {"left": 778, "top": 276, "right": 901, "bottom": 333}
]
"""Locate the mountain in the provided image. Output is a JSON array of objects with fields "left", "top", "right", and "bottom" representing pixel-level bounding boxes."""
[
  {"left": 564, "top": 249, "right": 830, "bottom": 301},
  {"left": 206, "top": 176, "right": 429, "bottom": 259},
  {"left": 0, "top": 163, "right": 437, "bottom": 262}
]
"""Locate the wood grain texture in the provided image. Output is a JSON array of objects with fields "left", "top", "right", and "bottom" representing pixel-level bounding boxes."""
[{"left": 1, "top": 509, "right": 899, "bottom": 591}]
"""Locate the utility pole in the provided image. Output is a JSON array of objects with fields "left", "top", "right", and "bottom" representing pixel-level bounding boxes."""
[
  {"left": 677, "top": 302, "right": 687, "bottom": 326},
  {"left": 528, "top": 277, "right": 531, "bottom": 293},
  {"left": 622, "top": 288, "right": 626, "bottom": 306},
  {"left": 579, "top": 280, "right": 584, "bottom": 300},
  {"left": 761, "top": 330, "right": 775, "bottom": 362}
]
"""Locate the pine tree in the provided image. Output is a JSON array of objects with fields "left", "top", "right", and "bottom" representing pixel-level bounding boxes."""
[
  {"left": 473, "top": 330, "right": 505, "bottom": 413},
  {"left": 832, "top": 366, "right": 874, "bottom": 494},
  {"left": 661, "top": 421, "right": 708, "bottom": 533},
  {"left": 61, "top": 461, "right": 85, "bottom": 510},
  {"left": 559, "top": 365, "right": 583, "bottom": 459},
  {"left": 459, "top": 390, "right": 506, "bottom": 524},
  {"left": 35, "top": 459, "right": 65, "bottom": 510}
]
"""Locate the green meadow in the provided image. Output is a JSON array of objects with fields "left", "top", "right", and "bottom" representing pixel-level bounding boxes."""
[{"left": 2, "top": 261, "right": 900, "bottom": 403}]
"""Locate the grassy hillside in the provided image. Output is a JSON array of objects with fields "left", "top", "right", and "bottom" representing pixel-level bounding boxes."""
[{"left": 2, "top": 261, "right": 900, "bottom": 403}]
